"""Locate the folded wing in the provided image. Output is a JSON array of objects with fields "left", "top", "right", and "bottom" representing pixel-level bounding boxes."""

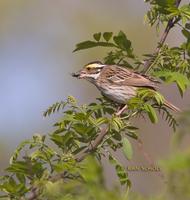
[{"left": 105, "top": 66, "right": 159, "bottom": 89}]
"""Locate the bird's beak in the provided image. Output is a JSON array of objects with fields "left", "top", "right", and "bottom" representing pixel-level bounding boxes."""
[
  {"left": 72, "top": 70, "right": 85, "bottom": 79},
  {"left": 72, "top": 72, "right": 80, "bottom": 78}
]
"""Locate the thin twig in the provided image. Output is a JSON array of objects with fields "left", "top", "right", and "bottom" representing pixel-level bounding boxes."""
[
  {"left": 137, "top": 138, "right": 164, "bottom": 179},
  {"left": 75, "top": 127, "right": 108, "bottom": 161},
  {"left": 143, "top": 0, "right": 182, "bottom": 74}
]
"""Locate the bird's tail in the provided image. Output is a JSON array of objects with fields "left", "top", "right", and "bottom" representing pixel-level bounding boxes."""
[{"left": 164, "top": 99, "right": 181, "bottom": 112}]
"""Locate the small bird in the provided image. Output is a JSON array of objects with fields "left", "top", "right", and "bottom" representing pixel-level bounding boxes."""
[{"left": 72, "top": 61, "right": 180, "bottom": 115}]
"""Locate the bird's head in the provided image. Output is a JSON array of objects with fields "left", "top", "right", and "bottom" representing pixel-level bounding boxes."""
[{"left": 72, "top": 61, "right": 105, "bottom": 82}]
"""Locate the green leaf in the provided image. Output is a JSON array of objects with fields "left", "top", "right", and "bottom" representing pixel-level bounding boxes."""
[
  {"left": 80, "top": 156, "right": 103, "bottom": 183},
  {"left": 93, "top": 32, "right": 101, "bottom": 41},
  {"left": 154, "top": 92, "right": 164, "bottom": 105},
  {"left": 185, "top": 23, "right": 190, "bottom": 30},
  {"left": 112, "top": 131, "right": 122, "bottom": 141},
  {"left": 51, "top": 133, "right": 73, "bottom": 148},
  {"left": 108, "top": 155, "right": 130, "bottom": 186},
  {"left": 30, "top": 150, "right": 47, "bottom": 161},
  {"left": 54, "top": 157, "right": 76, "bottom": 173},
  {"left": 155, "top": 0, "right": 175, "bottom": 7},
  {"left": 73, "top": 123, "right": 87, "bottom": 135},
  {"left": 115, "top": 165, "right": 129, "bottom": 185},
  {"left": 73, "top": 41, "right": 98, "bottom": 52},
  {"left": 127, "top": 97, "right": 144, "bottom": 109},
  {"left": 72, "top": 123, "right": 96, "bottom": 137},
  {"left": 122, "top": 137, "right": 133, "bottom": 160},
  {"left": 16, "top": 173, "right": 26, "bottom": 184},
  {"left": 103, "top": 32, "right": 113, "bottom": 42},
  {"left": 113, "top": 31, "right": 131, "bottom": 51},
  {"left": 74, "top": 112, "right": 87, "bottom": 121},
  {"left": 43, "top": 101, "right": 67, "bottom": 117},
  {"left": 176, "top": 79, "right": 187, "bottom": 97},
  {"left": 6, "top": 161, "right": 44, "bottom": 177},
  {"left": 137, "top": 88, "right": 164, "bottom": 105},
  {"left": 10, "top": 140, "right": 31, "bottom": 164},
  {"left": 0, "top": 177, "right": 28, "bottom": 197},
  {"left": 182, "top": 29, "right": 190, "bottom": 39},
  {"left": 180, "top": 5, "right": 190, "bottom": 20},
  {"left": 94, "top": 117, "right": 108, "bottom": 126},
  {"left": 144, "top": 104, "right": 158, "bottom": 123},
  {"left": 126, "top": 131, "right": 138, "bottom": 140},
  {"left": 73, "top": 41, "right": 116, "bottom": 52},
  {"left": 153, "top": 70, "right": 190, "bottom": 96},
  {"left": 111, "top": 117, "right": 124, "bottom": 132}
]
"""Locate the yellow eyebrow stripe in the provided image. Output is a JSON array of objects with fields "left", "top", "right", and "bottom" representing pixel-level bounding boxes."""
[{"left": 85, "top": 63, "right": 99, "bottom": 69}]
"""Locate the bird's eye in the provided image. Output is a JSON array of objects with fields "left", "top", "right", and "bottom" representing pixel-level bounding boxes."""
[{"left": 86, "top": 67, "right": 90, "bottom": 70}]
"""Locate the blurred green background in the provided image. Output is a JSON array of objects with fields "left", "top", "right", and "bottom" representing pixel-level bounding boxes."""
[{"left": 0, "top": 0, "right": 189, "bottom": 197}]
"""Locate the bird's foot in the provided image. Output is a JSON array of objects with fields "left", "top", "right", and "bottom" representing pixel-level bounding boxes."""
[{"left": 115, "top": 105, "right": 128, "bottom": 116}]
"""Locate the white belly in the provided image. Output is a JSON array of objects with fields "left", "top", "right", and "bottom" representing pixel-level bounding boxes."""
[{"left": 99, "top": 85, "right": 137, "bottom": 104}]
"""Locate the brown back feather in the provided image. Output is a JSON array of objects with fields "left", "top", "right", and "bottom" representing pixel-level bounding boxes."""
[{"left": 101, "top": 65, "right": 159, "bottom": 89}]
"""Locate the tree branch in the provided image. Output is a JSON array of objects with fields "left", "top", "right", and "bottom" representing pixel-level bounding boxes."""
[
  {"left": 75, "top": 127, "right": 108, "bottom": 162},
  {"left": 143, "top": 0, "right": 182, "bottom": 74},
  {"left": 28, "top": 127, "right": 109, "bottom": 200}
]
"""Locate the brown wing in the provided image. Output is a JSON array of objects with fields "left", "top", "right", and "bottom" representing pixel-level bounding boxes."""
[{"left": 103, "top": 65, "right": 159, "bottom": 89}]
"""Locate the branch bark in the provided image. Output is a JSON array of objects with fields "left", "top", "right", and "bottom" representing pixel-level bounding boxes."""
[
  {"left": 143, "top": 0, "right": 182, "bottom": 74},
  {"left": 75, "top": 127, "right": 108, "bottom": 162}
]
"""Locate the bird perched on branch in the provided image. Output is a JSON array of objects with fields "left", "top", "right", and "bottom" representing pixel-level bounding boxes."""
[{"left": 72, "top": 61, "right": 180, "bottom": 115}]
